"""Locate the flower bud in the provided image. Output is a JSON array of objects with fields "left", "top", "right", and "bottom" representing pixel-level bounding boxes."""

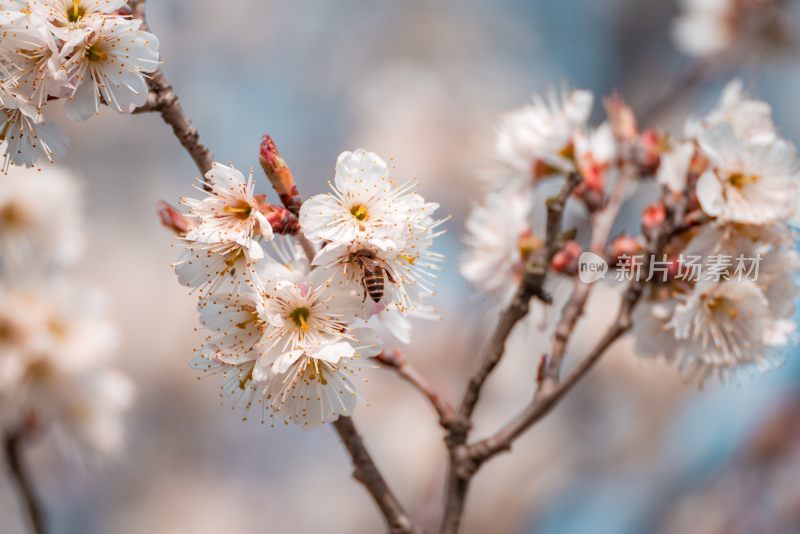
[
  {"left": 608, "top": 235, "right": 644, "bottom": 266},
  {"left": 253, "top": 194, "right": 301, "bottom": 235},
  {"left": 603, "top": 93, "right": 638, "bottom": 141},
  {"left": 551, "top": 240, "right": 582, "bottom": 275},
  {"left": 259, "top": 135, "right": 302, "bottom": 214},
  {"left": 157, "top": 200, "right": 194, "bottom": 237},
  {"left": 642, "top": 202, "right": 666, "bottom": 232}
]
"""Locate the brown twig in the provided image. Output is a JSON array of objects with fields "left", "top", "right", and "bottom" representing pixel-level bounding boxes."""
[
  {"left": 129, "top": 0, "right": 214, "bottom": 178},
  {"left": 376, "top": 350, "right": 454, "bottom": 424},
  {"left": 543, "top": 169, "right": 633, "bottom": 383},
  {"left": 332, "top": 417, "right": 420, "bottom": 534},
  {"left": 439, "top": 173, "right": 581, "bottom": 534},
  {"left": 453, "top": 172, "right": 582, "bottom": 425},
  {"left": 3, "top": 432, "right": 45, "bottom": 534}
]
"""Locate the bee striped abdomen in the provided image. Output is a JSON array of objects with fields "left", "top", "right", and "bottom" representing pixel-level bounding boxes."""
[{"left": 363, "top": 267, "right": 385, "bottom": 303}]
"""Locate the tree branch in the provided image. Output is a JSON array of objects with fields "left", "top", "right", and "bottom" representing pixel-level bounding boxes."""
[
  {"left": 4, "top": 432, "right": 45, "bottom": 534},
  {"left": 454, "top": 172, "right": 581, "bottom": 425},
  {"left": 332, "top": 417, "right": 420, "bottom": 534},
  {"left": 376, "top": 350, "right": 454, "bottom": 424},
  {"left": 439, "top": 173, "right": 581, "bottom": 534},
  {"left": 129, "top": 0, "right": 214, "bottom": 177}
]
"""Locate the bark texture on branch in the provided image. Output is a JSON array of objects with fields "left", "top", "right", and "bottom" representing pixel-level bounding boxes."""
[
  {"left": 332, "top": 417, "right": 420, "bottom": 534},
  {"left": 4, "top": 433, "right": 45, "bottom": 534}
]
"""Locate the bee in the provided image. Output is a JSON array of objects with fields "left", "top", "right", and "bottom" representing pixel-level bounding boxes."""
[{"left": 347, "top": 248, "right": 395, "bottom": 303}]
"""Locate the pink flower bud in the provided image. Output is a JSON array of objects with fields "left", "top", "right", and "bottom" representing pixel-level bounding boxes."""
[
  {"left": 609, "top": 235, "right": 644, "bottom": 265},
  {"left": 603, "top": 92, "right": 638, "bottom": 141},
  {"left": 157, "top": 200, "right": 194, "bottom": 237},
  {"left": 551, "top": 240, "right": 582, "bottom": 274},
  {"left": 642, "top": 202, "right": 666, "bottom": 231},
  {"left": 259, "top": 135, "right": 302, "bottom": 214}
]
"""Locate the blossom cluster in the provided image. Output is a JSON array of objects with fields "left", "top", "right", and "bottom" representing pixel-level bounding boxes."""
[
  {"left": 175, "top": 149, "right": 444, "bottom": 427},
  {"left": 461, "top": 80, "right": 799, "bottom": 383},
  {"left": 0, "top": 165, "right": 132, "bottom": 457},
  {"left": 461, "top": 86, "right": 617, "bottom": 303},
  {"left": 635, "top": 80, "right": 799, "bottom": 381},
  {"left": 0, "top": 0, "right": 159, "bottom": 170}
]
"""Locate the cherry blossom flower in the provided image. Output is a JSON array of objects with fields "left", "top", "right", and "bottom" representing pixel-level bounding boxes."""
[
  {"left": 0, "top": 165, "right": 83, "bottom": 276},
  {"left": 300, "top": 149, "right": 429, "bottom": 247},
  {"left": 494, "top": 86, "right": 593, "bottom": 184},
  {"left": 62, "top": 17, "right": 159, "bottom": 122},
  {"left": 696, "top": 123, "right": 798, "bottom": 224},
  {"left": 461, "top": 188, "right": 535, "bottom": 302}
]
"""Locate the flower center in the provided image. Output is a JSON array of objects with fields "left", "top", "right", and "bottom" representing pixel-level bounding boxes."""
[
  {"left": 517, "top": 231, "right": 542, "bottom": 260},
  {"left": 0, "top": 203, "right": 27, "bottom": 229},
  {"left": 223, "top": 201, "right": 252, "bottom": 219},
  {"left": 704, "top": 296, "right": 738, "bottom": 319},
  {"left": 728, "top": 172, "right": 759, "bottom": 189},
  {"left": 86, "top": 44, "right": 108, "bottom": 63},
  {"left": 67, "top": 1, "right": 85, "bottom": 23},
  {"left": 350, "top": 204, "right": 368, "bottom": 221},
  {"left": 289, "top": 307, "right": 311, "bottom": 332}
]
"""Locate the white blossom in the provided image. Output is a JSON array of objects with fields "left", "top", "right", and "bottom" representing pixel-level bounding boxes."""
[
  {"left": 696, "top": 123, "right": 797, "bottom": 224},
  {"left": 461, "top": 187, "right": 534, "bottom": 302},
  {"left": 494, "top": 86, "right": 592, "bottom": 184},
  {"left": 0, "top": 164, "right": 82, "bottom": 276},
  {"left": 672, "top": 0, "right": 736, "bottom": 57},
  {"left": 62, "top": 17, "right": 159, "bottom": 121}
]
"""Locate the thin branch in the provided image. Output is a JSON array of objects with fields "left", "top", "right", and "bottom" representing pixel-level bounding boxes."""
[
  {"left": 543, "top": 169, "right": 633, "bottom": 383},
  {"left": 4, "top": 432, "right": 45, "bottom": 534},
  {"left": 439, "top": 173, "right": 581, "bottom": 534},
  {"left": 376, "top": 350, "right": 454, "bottom": 424},
  {"left": 454, "top": 172, "right": 581, "bottom": 425},
  {"left": 332, "top": 417, "right": 420, "bottom": 534},
  {"left": 129, "top": 0, "right": 214, "bottom": 178}
]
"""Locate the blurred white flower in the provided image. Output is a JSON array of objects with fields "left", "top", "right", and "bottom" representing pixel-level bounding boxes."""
[
  {"left": 461, "top": 187, "right": 535, "bottom": 302},
  {"left": 696, "top": 123, "right": 797, "bottom": 224},
  {"left": 0, "top": 283, "right": 132, "bottom": 457},
  {"left": 672, "top": 0, "right": 737, "bottom": 57},
  {"left": 494, "top": 86, "right": 592, "bottom": 184},
  {"left": 657, "top": 140, "right": 695, "bottom": 194},
  {"left": 0, "top": 165, "right": 82, "bottom": 276},
  {"left": 697, "top": 80, "right": 777, "bottom": 143},
  {"left": 670, "top": 279, "right": 770, "bottom": 381}
]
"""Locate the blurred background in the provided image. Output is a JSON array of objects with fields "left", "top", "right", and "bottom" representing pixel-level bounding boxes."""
[{"left": 4, "top": 0, "right": 800, "bottom": 532}]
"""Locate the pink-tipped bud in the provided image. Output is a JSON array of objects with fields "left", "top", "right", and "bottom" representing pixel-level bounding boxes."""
[
  {"left": 259, "top": 135, "right": 301, "bottom": 214},
  {"left": 636, "top": 129, "right": 662, "bottom": 173},
  {"left": 642, "top": 202, "right": 666, "bottom": 231},
  {"left": 604, "top": 92, "right": 638, "bottom": 141},
  {"left": 609, "top": 235, "right": 644, "bottom": 265},
  {"left": 254, "top": 194, "right": 301, "bottom": 235},
  {"left": 157, "top": 201, "right": 194, "bottom": 237},
  {"left": 551, "top": 240, "right": 582, "bottom": 275}
]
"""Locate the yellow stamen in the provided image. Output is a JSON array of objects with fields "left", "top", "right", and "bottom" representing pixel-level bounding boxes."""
[
  {"left": 68, "top": 0, "right": 84, "bottom": 22},
  {"left": 517, "top": 232, "right": 543, "bottom": 260},
  {"left": 235, "top": 315, "right": 258, "bottom": 329},
  {"left": 350, "top": 204, "right": 368, "bottom": 221},
  {"left": 729, "top": 172, "right": 759, "bottom": 189},
  {"left": 86, "top": 44, "right": 107, "bottom": 63},
  {"left": 0, "top": 119, "right": 11, "bottom": 142},
  {"left": 289, "top": 307, "right": 311, "bottom": 332},
  {"left": 399, "top": 254, "right": 416, "bottom": 265},
  {"left": 223, "top": 204, "right": 252, "bottom": 219},
  {"left": 238, "top": 367, "right": 254, "bottom": 390}
]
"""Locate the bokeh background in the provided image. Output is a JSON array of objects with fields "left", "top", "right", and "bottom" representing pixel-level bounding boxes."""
[{"left": 4, "top": 0, "right": 800, "bottom": 532}]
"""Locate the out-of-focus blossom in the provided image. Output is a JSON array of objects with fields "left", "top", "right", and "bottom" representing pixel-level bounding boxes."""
[{"left": 0, "top": 165, "right": 82, "bottom": 277}]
